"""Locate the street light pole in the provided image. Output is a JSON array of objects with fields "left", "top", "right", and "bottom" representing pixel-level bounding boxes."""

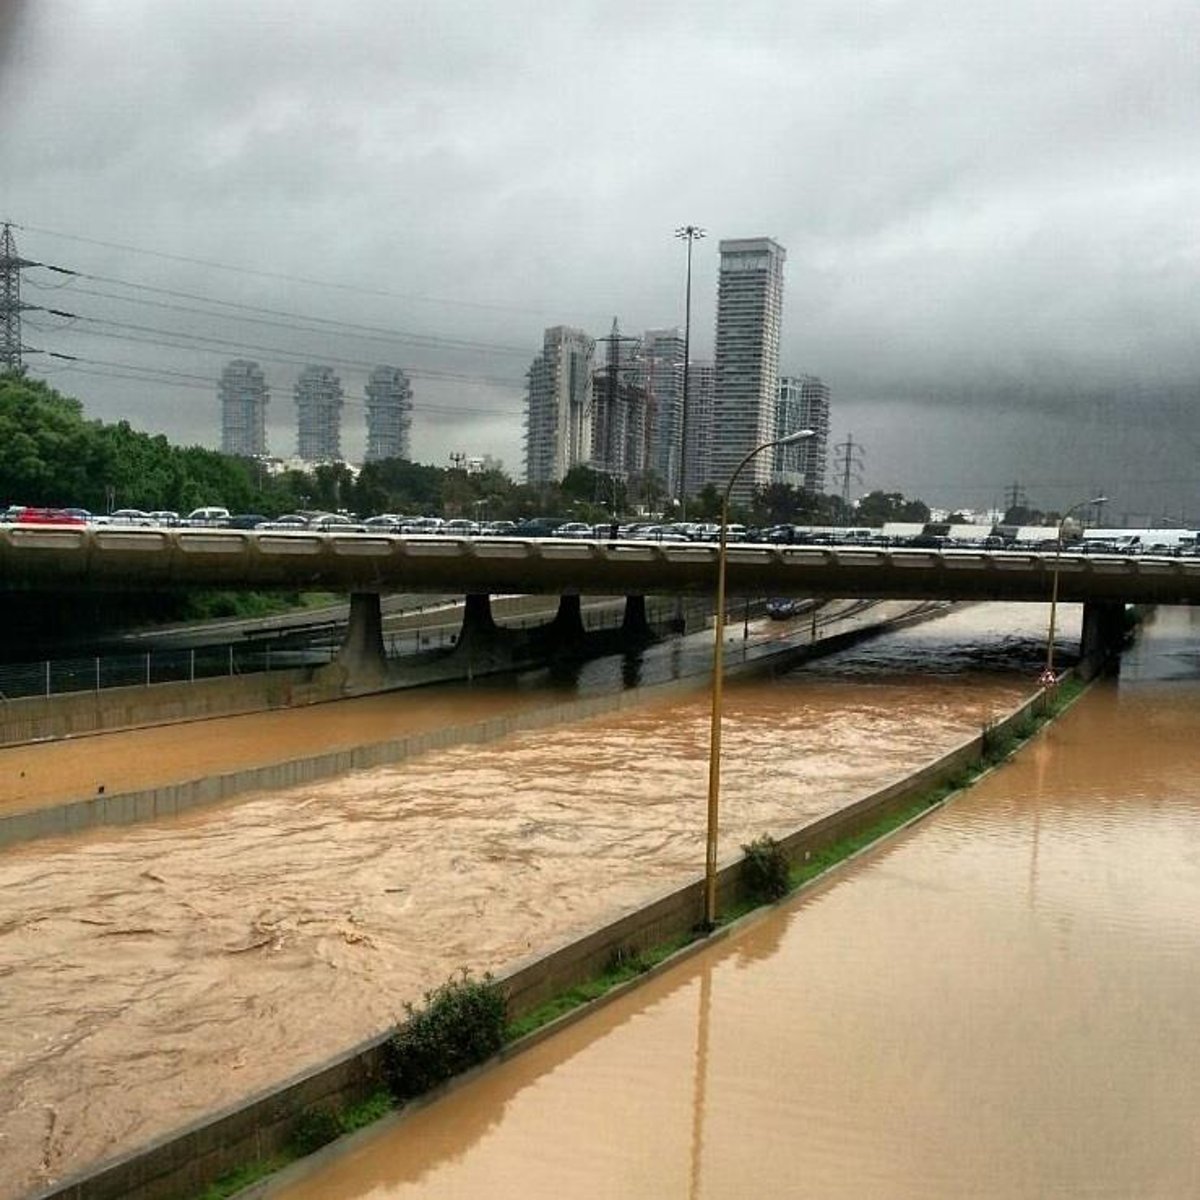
[
  {"left": 702, "top": 428, "right": 814, "bottom": 930},
  {"left": 1042, "top": 494, "right": 1107, "bottom": 685},
  {"left": 675, "top": 225, "right": 705, "bottom": 520}
]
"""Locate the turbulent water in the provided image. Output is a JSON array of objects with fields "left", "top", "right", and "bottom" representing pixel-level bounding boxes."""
[
  {"left": 271, "top": 607, "right": 1200, "bottom": 1200},
  {"left": 0, "top": 603, "right": 1054, "bottom": 1197}
]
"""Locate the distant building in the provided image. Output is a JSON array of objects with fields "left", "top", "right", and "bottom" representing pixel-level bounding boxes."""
[
  {"left": 638, "top": 328, "right": 686, "bottom": 499},
  {"left": 591, "top": 319, "right": 646, "bottom": 481},
  {"left": 684, "top": 360, "right": 715, "bottom": 499},
  {"left": 775, "top": 375, "right": 830, "bottom": 492},
  {"left": 364, "top": 366, "right": 413, "bottom": 462},
  {"left": 218, "top": 359, "right": 269, "bottom": 457},
  {"left": 711, "top": 238, "right": 787, "bottom": 506},
  {"left": 524, "top": 326, "right": 595, "bottom": 485},
  {"left": 294, "top": 365, "right": 344, "bottom": 463}
]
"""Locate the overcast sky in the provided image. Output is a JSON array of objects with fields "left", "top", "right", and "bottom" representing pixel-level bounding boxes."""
[{"left": 3, "top": 0, "right": 1200, "bottom": 519}]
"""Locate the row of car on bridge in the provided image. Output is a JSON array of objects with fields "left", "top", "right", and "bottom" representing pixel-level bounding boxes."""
[{"left": 3, "top": 505, "right": 1196, "bottom": 555}]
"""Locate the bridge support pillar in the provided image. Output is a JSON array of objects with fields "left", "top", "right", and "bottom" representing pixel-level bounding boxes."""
[
  {"left": 336, "top": 592, "right": 387, "bottom": 690},
  {"left": 545, "top": 593, "right": 586, "bottom": 648},
  {"left": 621, "top": 594, "right": 652, "bottom": 641},
  {"left": 459, "top": 592, "right": 498, "bottom": 642},
  {"left": 1079, "top": 600, "right": 1126, "bottom": 679}
]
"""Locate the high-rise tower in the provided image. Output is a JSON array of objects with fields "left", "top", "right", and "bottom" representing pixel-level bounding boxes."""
[
  {"left": 294, "top": 365, "right": 344, "bottom": 463},
  {"left": 218, "top": 359, "right": 269, "bottom": 457},
  {"left": 775, "top": 375, "right": 830, "bottom": 492},
  {"left": 364, "top": 365, "right": 413, "bottom": 462},
  {"left": 684, "top": 360, "right": 715, "bottom": 497},
  {"left": 639, "top": 328, "right": 686, "bottom": 498},
  {"left": 524, "top": 326, "right": 595, "bottom": 485},
  {"left": 711, "top": 238, "right": 786, "bottom": 506}
]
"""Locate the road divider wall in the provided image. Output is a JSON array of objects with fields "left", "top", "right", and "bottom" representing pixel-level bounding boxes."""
[{"left": 0, "top": 607, "right": 940, "bottom": 851}]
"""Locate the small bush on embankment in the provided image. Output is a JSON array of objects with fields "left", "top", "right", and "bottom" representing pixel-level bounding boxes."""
[
  {"left": 741, "top": 835, "right": 791, "bottom": 902},
  {"left": 383, "top": 969, "right": 507, "bottom": 1102}
]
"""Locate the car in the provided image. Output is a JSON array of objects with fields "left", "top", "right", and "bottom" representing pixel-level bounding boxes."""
[
  {"left": 256, "top": 513, "right": 309, "bottom": 530},
  {"left": 12, "top": 506, "right": 88, "bottom": 525},
  {"left": 442, "top": 519, "right": 480, "bottom": 536},
  {"left": 109, "top": 508, "right": 153, "bottom": 526},
  {"left": 186, "top": 506, "right": 231, "bottom": 526},
  {"left": 147, "top": 510, "right": 180, "bottom": 526},
  {"left": 399, "top": 516, "right": 445, "bottom": 534},
  {"left": 481, "top": 520, "right": 517, "bottom": 536},
  {"left": 225, "top": 512, "right": 267, "bottom": 529},
  {"left": 766, "top": 598, "right": 802, "bottom": 619},
  {"left": 306, "top": 513, "right": 367, "bottom": 532},
  {"left": 554, "top": 521, "right": 595, "bottom": 539}
]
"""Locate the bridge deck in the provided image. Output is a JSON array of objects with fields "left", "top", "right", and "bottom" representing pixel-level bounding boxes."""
[{"left": 1, "top": 528, "right": 1197, "bottom": 605}]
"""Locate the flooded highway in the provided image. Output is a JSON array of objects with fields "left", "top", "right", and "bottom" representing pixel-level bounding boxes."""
[
  {"left": 271, "top": 606, "right": 1200, "bottom": 1200},
  {"left": 1, "top": 603, "right": 1054, "bottom": 1198}
]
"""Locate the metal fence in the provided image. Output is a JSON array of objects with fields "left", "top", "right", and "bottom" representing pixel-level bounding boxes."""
[{"left": 0, "top": 597, "right": 713, "bottom": 702}]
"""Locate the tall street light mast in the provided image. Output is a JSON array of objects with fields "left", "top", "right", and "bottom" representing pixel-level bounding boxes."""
[{"left": 675, "top": 225, "right": 705, "bottom": 520}]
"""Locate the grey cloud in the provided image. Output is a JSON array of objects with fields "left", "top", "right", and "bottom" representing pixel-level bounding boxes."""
[{"left": 3, "top": 0, "right": 1200, "bottom": 518}]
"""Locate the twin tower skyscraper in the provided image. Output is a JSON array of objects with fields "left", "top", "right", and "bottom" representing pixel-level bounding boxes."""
[
  {"left": 218, "top": 361, "right": 413, "bottom": 464},
  {"left": 523, "top": 237, "right": 827, "bottom": 507}
]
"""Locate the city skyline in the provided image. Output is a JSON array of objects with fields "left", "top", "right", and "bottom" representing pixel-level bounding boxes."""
[{"left": 4, "top": 3, "right": 1200, "bottom": 520}]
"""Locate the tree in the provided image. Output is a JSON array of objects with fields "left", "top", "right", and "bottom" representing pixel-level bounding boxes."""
[{"left": 855, "top": 490, "right": 931, "bottom": 526}]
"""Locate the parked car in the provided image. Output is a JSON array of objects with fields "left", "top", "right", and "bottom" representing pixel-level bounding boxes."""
[
  {"left": 147, "top": 510, "right": 180, "bottom": 526},
  {"left": 442, "top": 519, "right": 480, "bottom": 536}
]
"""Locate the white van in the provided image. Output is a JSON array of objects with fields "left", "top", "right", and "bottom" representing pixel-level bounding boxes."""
[{"left": 185, "top": 506, "right": 231, "bottom": 526}]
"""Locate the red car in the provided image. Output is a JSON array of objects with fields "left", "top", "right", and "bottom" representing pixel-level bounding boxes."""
[{"left": 12, "top": 507, "right": 88, "bottom": 526}]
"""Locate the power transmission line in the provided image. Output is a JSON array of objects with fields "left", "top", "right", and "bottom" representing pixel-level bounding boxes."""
[
  {"left": 833, "top": 434, "right": 865, "bottom": 514},
  {"left": 14, "top": 220, "right": 611, "bottom": 321}
]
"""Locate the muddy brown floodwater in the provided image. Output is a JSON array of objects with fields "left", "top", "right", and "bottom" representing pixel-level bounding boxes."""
[
  {"left": 0, "top": 603, "right": 1052, "bottom": 1198},
  {"left": 271, "top": 606, "right": 1200, "bottom": 1200}
]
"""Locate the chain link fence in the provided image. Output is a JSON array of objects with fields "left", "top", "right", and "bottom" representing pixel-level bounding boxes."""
[{"left": 0, "top": 597, "right": 714, "bottom": 701}]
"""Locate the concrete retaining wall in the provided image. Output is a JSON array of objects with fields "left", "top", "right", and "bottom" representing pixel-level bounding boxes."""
[
  {"left": 1, "top": 609, "right": 938, "bottom": 851},
  {"left": 31, "top": 673, "right": 1052, "bottom": 1200},
  {"left": 0, "top": 669, "right": 342, "bottom": 748}
]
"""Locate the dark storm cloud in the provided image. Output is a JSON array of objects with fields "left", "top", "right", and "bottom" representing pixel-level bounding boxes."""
[{"left": 2, "top": 0, "right": 1200, "bottom": 515}]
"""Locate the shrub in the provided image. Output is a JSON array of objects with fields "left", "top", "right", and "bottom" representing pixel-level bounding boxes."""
[
  {"left": 289, "top": 1107, "right": 341, "bottom": 1156},
  {"left": 741, "top": 834, "right": 791, "bottom": 902},
  {"left": 383, "top": 970, "right": 507, "bottom": 1103}
]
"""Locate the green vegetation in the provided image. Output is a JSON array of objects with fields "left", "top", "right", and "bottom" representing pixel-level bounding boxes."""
[
  {"left": 382, "top": 970, "right": 507, "bottom": 1103},
  {"left": 740, "top": 834, "right": 791, "bottom": 901}
]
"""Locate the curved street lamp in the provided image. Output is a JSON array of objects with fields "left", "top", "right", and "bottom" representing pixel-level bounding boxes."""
[
  {"left": 702, "top": 428, "right": 815, "bottom": 929},
  {"left": 1041, "top": 494, "right": 1107, "bottom": 685}
]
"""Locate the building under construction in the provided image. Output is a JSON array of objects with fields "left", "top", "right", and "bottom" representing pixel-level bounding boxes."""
[
  {"left": 590, "top": 318, "right": 647, "bottom": 482},
  {"left": 218, "top": 359, "right": 269, "bottom": 457},
  {"left": 364, "top": 365, "right": 413, "bottom": 462},
  {"left": 294, "top": 364, "right": 344, "bottom": 463}
]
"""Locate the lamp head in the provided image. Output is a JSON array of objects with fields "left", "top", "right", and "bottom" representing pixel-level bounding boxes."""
[{"left": 778, "top": 428, "right": 816, "bottom": 446}]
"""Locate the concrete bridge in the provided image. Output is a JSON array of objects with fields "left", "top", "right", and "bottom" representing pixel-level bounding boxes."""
[
  {"left": 2, "top": 525, "right": 1198, "bottom": 604},
  {"left": 1, "top": 526, "right": 1174, "bottom": 685}
]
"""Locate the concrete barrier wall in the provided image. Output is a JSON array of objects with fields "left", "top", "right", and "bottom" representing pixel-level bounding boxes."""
[
  {"left": 0, "top": 669, "right": 342, "bottom": 748},
  {"left": 32, "top": 674, "right": 1051, "bottom": 1200},
  {"left": 2, "top": 610, "right": 935, "bottom": 852}
]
